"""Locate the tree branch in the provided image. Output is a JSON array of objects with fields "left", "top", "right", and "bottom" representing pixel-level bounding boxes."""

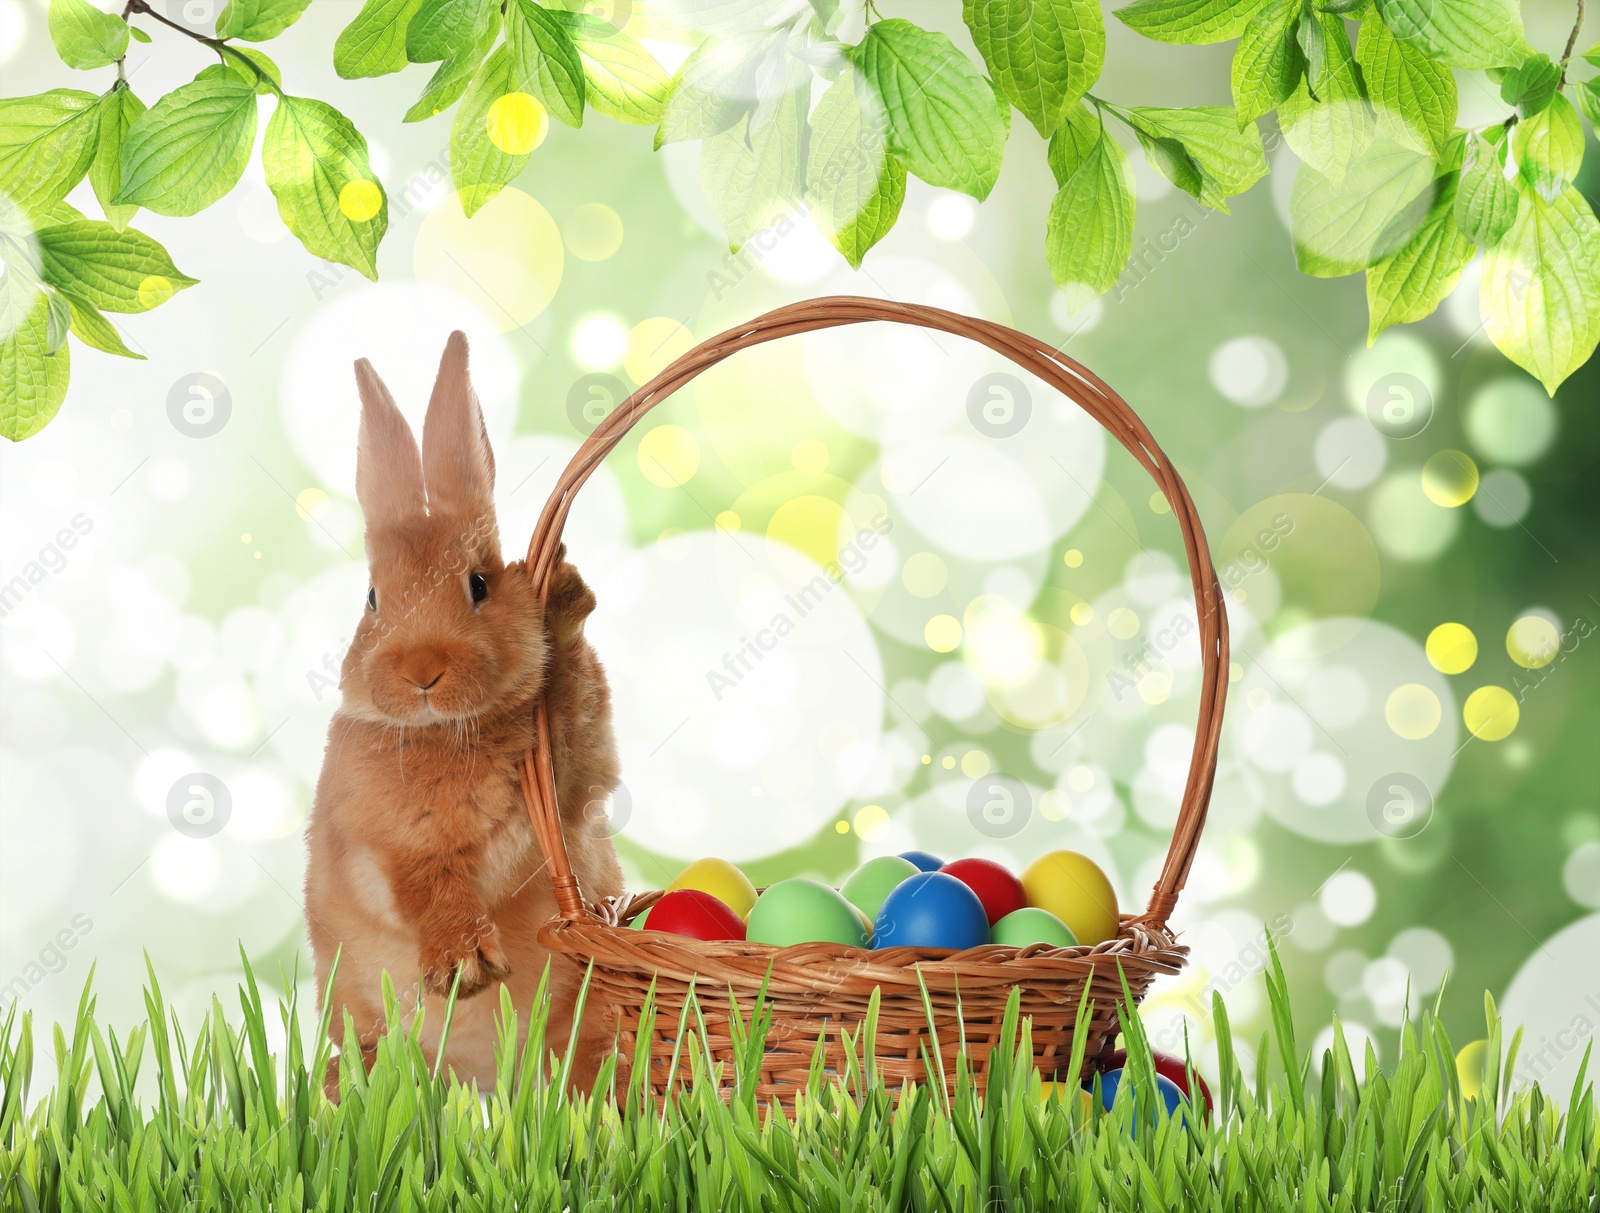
[
  {"left": 1560, "top": 0, "right": 1586, "bottom": 86},
  {"left": 121, "top": 0, "right": 284, "bottom": 96}
]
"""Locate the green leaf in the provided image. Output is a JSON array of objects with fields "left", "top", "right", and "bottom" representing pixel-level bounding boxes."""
[
  {"left": 505, "top": 0, "right": 586, "bottom": 128},
  {"left": 44, "top": 288, "right": 72, "bottom": 354},
  {"left": 1374, "top": 0, "right": 1527, "bottom": 70},
  {"left": 48, "top": 0, "right": 128, "bottom": 70},
  {"left": 36, "top": 220, "right": 198, "bottom": 313},
  {"left": 847, "top": 18, "right": 1009, "bottom": 201},
  {"left": 66, "top": 294, "right": 143, "bottom": 358},
  {"left": 407, "top": 0, "right": 493, "bottom": 64},
  {"left": 557, "top": 13, "right": 670, "bottom": 125},
  {"left": 1289, "top": 138, "right": 1438, "bottom": 275},
  {"left": 116, "top": 77, "right": 258, "bottom": 216},
  {"left": 219, "top": 47, "right": 282, "bottom": 95},
  {"left": 1046, "top": 113, "right": 1135, "bottom": 310},
  {"left": 1113, "top": 0, "right": 1267, "bottom": 44},
  {"left": 128, "top": 25, "right": 150, "bottom": 42},
  {"left": 263, "top": 96, "right": 387, "bottom": 279},
  {"left": 1455, "top": 129, "right": 1518, "bottom": 244},
  {"left": 1366, "top": 172, "right": 1473, "bottom": 340},
  {"left": 1481, "top": 184, "right": 1600, "bottom": 393},
  {"left": 1046, "top": 100, "right": 1104, "bottom": 184},
  {"left": 806, "top": 68, "right": 905, "bottom": 268},
  {"left": 90, "top": 84, "right": 146, "bottom": 231},
  {"left": 1231, "top": 0, "right": 1304, "bottom": 125},
  {"left": 654, "top": 31, "right": 774, "bottom": 149},
  {"left": 1122, "top": 104, "right": 1268, "bottom": 210},
  {"left": 1355, "top": 9, "right": 1455, "bottom": 158},
  {"left": 0, "top": 90, "right": 102, "bottom": 212},
  {"left": 450, "top": 43, "right": 532, "bottom": 215},
  {"left": 1512, "top": 95, "right": 1584, "bottom": 190},
  {"left": 963, "top": 0, "right": 1104, "bottom": 138},
  {"left": 335, "top": 0, "right": 425, "bottom": 78},
  {"left": 1497, "top": 51, "right": 1559, "bottom": 117},
  {"left": 700, "top": 55, "right": 807, "bottom": 251},
  {"left": 216, "top": 0, "right": 314, "bottom": 42},
  {"left": 0, "top": 285, "right": 70, "bottom": 442},
  {"left": 404, "top": 10, "right": 499, "bottom": 122},
  {"left": 1278, "top": 12, "right": 1373, "bottom": 183},
  {"left": 1573, "top": 79, "right": 1600, "bottom": 130}
]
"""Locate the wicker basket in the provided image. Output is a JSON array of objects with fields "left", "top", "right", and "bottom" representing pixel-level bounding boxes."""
[{"left": 517, "top": 297, "right": 1228, "bottom": 1100}]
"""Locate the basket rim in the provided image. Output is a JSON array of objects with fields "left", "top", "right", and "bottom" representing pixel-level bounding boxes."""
[{"left": 537, "top": 894, "right": 1189, "bottom": 988}]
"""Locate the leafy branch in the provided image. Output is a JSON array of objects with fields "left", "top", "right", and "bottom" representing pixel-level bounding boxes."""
[{"left": 3, "top": 0, "right": 1597, "bottom": 442}]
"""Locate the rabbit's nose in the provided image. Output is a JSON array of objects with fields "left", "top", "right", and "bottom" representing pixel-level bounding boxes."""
[{"left": 399, "top": 652, "right": 447, "bottom": 691}]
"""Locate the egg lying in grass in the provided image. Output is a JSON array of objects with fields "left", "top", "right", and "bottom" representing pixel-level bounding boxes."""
[
  {"left": 745, "top": 878, "right": 868, "bottom": 948},
  {"left": 668, "top": 857, "right": 758, "bottom": 920},
  {"left": 640, "top": 889, "right": 746, "bottom": 941},
  {"left": 1039, "top": 1081, "right": 1094, "bottom": 1113},
  {"left": 1096, "top": 1067, "right": 1188, "bottom": 1135},
  {"left": 841, "top": 855, "right": 920, "bottom": 922},
  {"left": 1102, "top": 1049, "right": 1213, "bottom": 1114},
  {"left": 1019, "top": 850, "right": 1119, "bottom": 946},
  {"left": 872, "top": 872, "right": 989, "bottom": 950}
]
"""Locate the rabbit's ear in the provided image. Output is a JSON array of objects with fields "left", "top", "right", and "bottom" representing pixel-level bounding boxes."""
[
  {"left": 354, "top": 358, "right": 424, "bottom": 528},
  {"left": 422, "top": 330, "right": 495, "bottom": 519}
]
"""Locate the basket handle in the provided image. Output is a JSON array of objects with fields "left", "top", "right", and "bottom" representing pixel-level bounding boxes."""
[{"left": 519, "top": 297, "right": 1228, "bottom": 932}]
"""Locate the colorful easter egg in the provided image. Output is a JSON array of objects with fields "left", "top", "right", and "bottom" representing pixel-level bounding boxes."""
[
  {"left": 1102, "top": 1050, "right": 1213, "bottom": 1115},
  {"left": 1096, "top": 1067, "right": 1186, "bottom": 1134},
  {"left": 939, "top": 857, "right": 1027, "bottom": 925},
  {"left": 872, "top": 872, "right": 990, "bottom": 950},
  {"left": 1019, "top": 850, "right": 1119, "bottom": 946},
  {"left": 841, "top": 855, "right": 920, "bottom": 921},
  {"left": 642, "top": 889, "right": 746, "bottom": 941},
  {"left": 990, "top": 906, "right": 1078, "bottom": 948},
  {"left": 745, "top": 878, "right": 868, "bottom": 948},
  {"left": 898, "top": 850, "right": 944, "bottom": 872},
  {"left": 669, "top": 857, "right": 758, "bottom": 920}
]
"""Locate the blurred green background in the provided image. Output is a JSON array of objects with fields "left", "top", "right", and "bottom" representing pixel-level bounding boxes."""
[{"left": 1, "top": 0, "right": 1596, "bottom": 1099}]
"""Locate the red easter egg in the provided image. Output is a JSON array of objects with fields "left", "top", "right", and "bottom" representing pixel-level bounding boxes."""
[
  {"left": 939, "top": 858, "right": 1027, "bottom": 927},
  {"left": 1099, "top": 1049, "right": 1214, "bottom": 1114},
  {"left": 642, "top": 889, "right": 747, "bottom": 942}
]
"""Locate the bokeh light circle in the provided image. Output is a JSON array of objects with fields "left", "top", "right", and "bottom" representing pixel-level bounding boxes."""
[
  {"left": 1506, "top": 614, "right": 1559, "bottom": 669},
  {"left": 563, "top": 202, "right": 624, "bottom": 261},
  {"left": 1464, "top": 378, "right": 1558, "bottom": 466},
  {"left": 1463, "top": 686, "right": 1519, "bottom": 741},
  {"left": 1473, "top": 469, "right": 1532, "bottom": 527},
  {"left": 1421, "top": 450, "right": 1479, "bottom": 507},
  {"left": 1208, "top": 335, "right": 1287, "bottom": 407},
  {"left": 414, "top": 186, "right": 563, "bottom": 330},
  {"left": 1425, "top": 623, "right": 1477, "bottom": 674}
]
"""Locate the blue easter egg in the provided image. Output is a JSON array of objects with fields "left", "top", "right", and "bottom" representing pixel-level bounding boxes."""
[
  {"left": 872, "top": 871, "right": 990, "bottom": 950},
  {"left": 898, "top": 850, "right": 944, "bottom": 873},
  {"left": 1097, "top": 1067, "right": 1186, "bottom": 1134}
]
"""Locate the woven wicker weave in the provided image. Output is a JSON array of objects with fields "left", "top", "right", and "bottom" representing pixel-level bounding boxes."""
[{"left": 517, "top": 297, "right": 1229, "bottom": 1100}]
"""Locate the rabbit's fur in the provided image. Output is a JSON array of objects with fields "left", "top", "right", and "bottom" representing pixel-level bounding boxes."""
[{"left": 305, "top": 332, "right": 623, "bottom": 1098}]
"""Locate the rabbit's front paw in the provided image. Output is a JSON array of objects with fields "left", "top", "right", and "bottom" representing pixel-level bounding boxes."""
[{"left": 421, "top": 916, "right": 511, "bottom": 998}]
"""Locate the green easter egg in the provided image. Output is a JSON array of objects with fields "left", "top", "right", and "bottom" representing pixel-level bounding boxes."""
[
  {"left": 991, "top": 907, "right": 1078, "bottom": 948},
  {"left": 840, "top": 855, "right": 921, "bottom": 922},
  {"left": 746, "top": 877, "right": 869, "bottom": 948}
]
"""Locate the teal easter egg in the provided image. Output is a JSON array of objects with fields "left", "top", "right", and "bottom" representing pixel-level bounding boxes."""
[
  {"left": 991, "top": 907, "right": 1078, "bottom": 948},
  {"left": 841, "top": 855, "right": 920, "bottom": 922},
  {"left": 746, "top": 878, "right": 869, "bottom": 948}
]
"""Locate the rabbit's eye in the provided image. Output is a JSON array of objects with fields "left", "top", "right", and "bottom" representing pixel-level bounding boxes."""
[
  {"left": 469, "top": 572, "right": 488, "bottom": 604},
  {"left": 366, "top": 586, "right": 377, "bottom": 611}
]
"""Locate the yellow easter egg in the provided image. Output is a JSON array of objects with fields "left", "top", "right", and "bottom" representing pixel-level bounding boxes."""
[
  {"left": 1020, "top": 850, "right": 1119, "bottom": 946},
  {"left": 1039, "top": 1081, "right": 1094, "bottom": 1113},
  {"left": 669, "top": 858, "right": 757, "bottom": 920}
]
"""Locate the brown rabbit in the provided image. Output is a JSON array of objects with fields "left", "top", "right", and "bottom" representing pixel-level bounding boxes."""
[{"left": 305, "top": 331, "right": 624, "bottom": 1099}]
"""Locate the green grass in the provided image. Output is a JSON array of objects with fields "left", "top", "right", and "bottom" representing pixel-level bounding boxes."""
[{"left": 0, "top": 946, "right": 1595, "bottom": 1212}]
